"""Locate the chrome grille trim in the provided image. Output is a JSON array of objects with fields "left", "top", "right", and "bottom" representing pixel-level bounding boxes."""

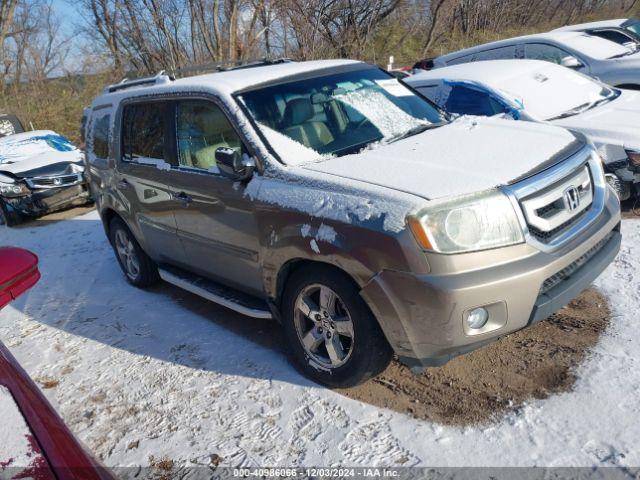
[
  {"left": 521, "top": 166, "right": 592, "bottom": 233},
  {"left": 502, "top": 147, "right": 607, "bottom": 253},
  {"left": 25, "top": 173, "right": 83, "bottom": 190}
]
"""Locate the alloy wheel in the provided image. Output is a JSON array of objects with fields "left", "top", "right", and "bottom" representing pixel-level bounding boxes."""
[
  {"left": 293, "top": 284, "right": 355, "bottom": 369},
  {"left": 114, "top": 229, "right": 140, "bottom": 280}
]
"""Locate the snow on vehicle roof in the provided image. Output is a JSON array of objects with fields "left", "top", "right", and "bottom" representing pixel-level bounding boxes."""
[
  {"left": 409, "top": 59, "right": 553, "bottom": 85},
  {"left": 98, "top": 59, "right": 364, "bottom": 102},
  {"left": 437, "top": 31, "right": 629, "bottom": 63},
  {"left": 553, "top": 19, "right": 628, "bottom": 32}
]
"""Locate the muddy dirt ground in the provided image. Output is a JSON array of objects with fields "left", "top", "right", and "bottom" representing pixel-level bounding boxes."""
[{"left": 340, "top": 288, "right": 610, "bottom": 426}]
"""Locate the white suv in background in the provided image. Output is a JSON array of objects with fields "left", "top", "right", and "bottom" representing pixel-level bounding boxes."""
[
  {"left": 431, "top": 31, "right": 640, "bottom": 89},
  {"left": 406, "top": 59, "right": 640, "bottom": 200}
]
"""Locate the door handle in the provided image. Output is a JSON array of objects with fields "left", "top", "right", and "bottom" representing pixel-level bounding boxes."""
[{"left": 173, "top": 191, "right": 193, "bottom": 204}]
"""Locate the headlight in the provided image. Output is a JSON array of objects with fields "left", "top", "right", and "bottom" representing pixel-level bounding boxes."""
[
  {"left": 0, "top": 182, "right": 30, "bottom": 197},
  {"left": 408, "top": 189, "right": 524, "bottom": 254}
]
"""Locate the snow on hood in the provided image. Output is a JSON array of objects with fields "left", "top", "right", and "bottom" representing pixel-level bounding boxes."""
[
  {"left": 302, "top": 116, "right": 578, "bottom": 200},
  {"left": 0, "top": 130, "right": 83, "bottom": 176},
  {"left": 553, "top": 90, "right": 640, "bottom": 154}
]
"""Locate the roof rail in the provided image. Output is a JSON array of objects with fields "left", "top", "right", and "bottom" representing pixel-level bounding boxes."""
[
  {"left": 171, "top": 58, "right": 293, "bottom": 78},
  {"left": 104, "top": 70, "right": 174, "bottom": 94}
]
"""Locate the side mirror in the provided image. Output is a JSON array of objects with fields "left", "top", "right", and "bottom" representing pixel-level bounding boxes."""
[
  {"left": 0, "top": 247, "right": 40, "bottom": 310},
  {"left": 560, "top": 55, "right": 583, "bottom": 69},
  {"left": 215, "top": 147, "right": 255, "bottom": 181}
]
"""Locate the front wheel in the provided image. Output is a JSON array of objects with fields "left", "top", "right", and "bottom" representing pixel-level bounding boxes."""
[
  {"left": 0, "top": 199, "right": 21, "bottom": 227},
  {"left": 281, "top": 265, "right": 393, "bottom": 388}
]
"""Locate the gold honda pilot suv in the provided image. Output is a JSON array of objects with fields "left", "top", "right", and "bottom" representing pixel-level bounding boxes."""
[{"left": 84, "top": 59, "right": 621, "bottom": 387}]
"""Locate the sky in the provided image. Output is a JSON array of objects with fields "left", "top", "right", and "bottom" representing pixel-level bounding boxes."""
[{"left": 51, "top": 0, "right": 80, "bottom": 36}]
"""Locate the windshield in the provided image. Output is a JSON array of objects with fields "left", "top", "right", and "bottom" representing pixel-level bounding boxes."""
[
  {"left": 562, "top": 34, "right": 632, "bottom": 59},
  {"left": 491, "top": 63, "right": 619, "bottom": 120},
  {"left": 237, "top": 67, "right": 445, "bottom": 164}
]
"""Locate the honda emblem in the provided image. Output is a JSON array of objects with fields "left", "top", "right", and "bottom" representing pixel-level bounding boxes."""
[{"left": 563, "top": 186, "right": 580, "bottom": 211}]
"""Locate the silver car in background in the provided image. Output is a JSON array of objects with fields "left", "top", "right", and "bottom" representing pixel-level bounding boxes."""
[{"left": 431, "top": 31, "right": 640, "bottom": 89}]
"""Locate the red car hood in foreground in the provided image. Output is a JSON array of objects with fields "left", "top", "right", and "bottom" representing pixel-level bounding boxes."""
[{"left": 0, "top": 247, "right": 114, "bottom": 480}]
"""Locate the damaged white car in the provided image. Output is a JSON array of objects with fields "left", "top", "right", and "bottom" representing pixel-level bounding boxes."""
[
  {"left": 0, "top": 130, "right": 91, "bottom": 226},
  {"left": 407, "top": 59, "right": 640, "bottom": 200}
]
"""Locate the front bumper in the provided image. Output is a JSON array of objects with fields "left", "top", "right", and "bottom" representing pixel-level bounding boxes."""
[
  {"left": 3, "top": 184, "right": 91, "bottom": 218},
  {"left": 361, "top": 186, "right": 621, "bottom": 371}
]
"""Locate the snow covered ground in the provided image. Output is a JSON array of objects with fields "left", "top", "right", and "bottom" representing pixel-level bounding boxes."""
[{"left": 0, "top": 210, "right": 639, "bottom": 468}]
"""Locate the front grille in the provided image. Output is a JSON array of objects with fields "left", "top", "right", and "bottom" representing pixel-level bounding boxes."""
[
  {"left": 26, "top": 174, "right": 82, "bottom": 189},
  {"left": 520, "top": 164, "right": 593, "bottom": 244},
  {"left": 529, "top": 209, "right": 588, "bottom": 242},
  {"left": 540, "top": 233, "right": 612, "bottom": 294}
]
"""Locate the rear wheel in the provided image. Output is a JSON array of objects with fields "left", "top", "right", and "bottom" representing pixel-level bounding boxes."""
[
  {"left": 109, "top": 217, "right": 159, "bottom": 287},
  {"left": 281, "top": 265, "right": 392, "bottom": 388}
]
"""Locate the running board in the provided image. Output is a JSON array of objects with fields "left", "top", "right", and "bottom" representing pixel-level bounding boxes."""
[{"left": 158, "top": 266, "right": 272, "bottom": 319}]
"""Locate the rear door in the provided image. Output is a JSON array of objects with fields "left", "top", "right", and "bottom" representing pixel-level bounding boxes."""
[
  {"left": 163, "top": 98, "right": 264, "bottom": 296},
  {"left": 115, "top": 100, "right": 187, "bottom": 265}
]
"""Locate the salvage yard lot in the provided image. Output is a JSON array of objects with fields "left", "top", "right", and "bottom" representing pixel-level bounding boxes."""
[{"left": 1, "top": 209, "right": 639, "bottom": 469}]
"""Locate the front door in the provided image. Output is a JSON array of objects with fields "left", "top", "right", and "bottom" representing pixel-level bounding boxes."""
[
  {"left": 164, "top": 98, "right": 263, "bottom": 296},
  {"left": 116, "top": 100, "right": 187, "bottom": 265}
]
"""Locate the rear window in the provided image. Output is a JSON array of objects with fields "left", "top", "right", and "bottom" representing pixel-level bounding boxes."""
[
  {"left": 122, "top": 102, "right": 167, "bottom": 161},
  {"left": 92, "top": 115, "right": 110, "bottom": 159}
]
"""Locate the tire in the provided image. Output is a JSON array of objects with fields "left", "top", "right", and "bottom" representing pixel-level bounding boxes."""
[
  {"left": 281, "top": 264, "right": 393, "bottom": 388},
  {"left": 0, "top": 198, "right": 21, "bottom": 227},
  {"left": 109, "top": 217, "right": 159, "bottom": 288}
]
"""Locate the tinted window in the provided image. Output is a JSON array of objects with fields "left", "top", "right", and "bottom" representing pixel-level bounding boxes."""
[
  {"left": 416, "top": 85, "right": 440, "bottom": 104},
  {"left": 523, "top": 43, "right": 570, "bottom": 64},
  {"left": 591, "top": 29, "right": 638, "bottom": 47},
  {"left": 176, "top": 101, "right": 242, "bottom": 171},
  {"left": 473, "top": 46, "right": 517, "bottom": 61},
  {"left": 445, "top": 86, "right": 506, "bottom": 117},
  {"left": 122, "top": 102, "right": 167, "bottom": 161},
  {"left": 92, "top": 115, "right": 110, "bottom": 160},
  {"left": 447, "top": 53, "right": 476, "bottom": 65}
]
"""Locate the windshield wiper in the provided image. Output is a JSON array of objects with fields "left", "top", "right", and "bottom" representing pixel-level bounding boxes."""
[
  {"left": 548, "top": 102, "right": 593, "bottom": 120},
  {"left": 609, "top": 50, "right": 634, "bottom": 59},
  {"left": 386, "top": 123, "right": 439, "bottom": 144}
]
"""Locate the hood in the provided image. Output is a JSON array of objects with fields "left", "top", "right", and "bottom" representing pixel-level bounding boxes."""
[
  {"left": 302, "top": 116, "right": 579, "bottom": 200},
  {"left": 0, "top": 130, "right": 83, "bottom": 178},
  {"left": 553, "top": 90, "right": 640, "bottom": 153}
]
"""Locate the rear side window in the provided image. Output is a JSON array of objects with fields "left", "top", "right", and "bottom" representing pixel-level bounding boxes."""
[
  {"left": 473, "top": 46, "right": 517, "bottom": 61},
  {"left": 447, "top": 53, "right": 476, "bottom": 65},
  {"left": 523, "top": 43, "right": 570, "bottom": 64},
  {"left": 445, "top": 85, "right": 506, "bottom": 117},
  {"left": 92, "top": 114, "right": 110, "bottom": 159},
  {"left": 122, "top": 102, "right": 167, "bottom": 161}
]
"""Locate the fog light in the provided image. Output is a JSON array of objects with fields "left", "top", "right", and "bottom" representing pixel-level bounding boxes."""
[{"left": 466, "top": 307, "right": 489, "bottom": 329}]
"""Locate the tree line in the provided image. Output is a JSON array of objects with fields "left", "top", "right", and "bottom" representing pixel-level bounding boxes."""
[{"left": 0, "top": 0, "right": 638, "bottom": 83}]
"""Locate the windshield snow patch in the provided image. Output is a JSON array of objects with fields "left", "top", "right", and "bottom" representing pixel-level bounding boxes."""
[
  {"left": 335, "top": 89, "right": 429, "bottom": 139},
  {"left": 0, "top": 132, "right": 77, "bottom": 164}
]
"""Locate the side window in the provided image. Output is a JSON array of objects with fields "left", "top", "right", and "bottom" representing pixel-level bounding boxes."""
[
  {"left": 122, "top": 102, "right": 167, "bottom": 162},
  {"left": 473, "top": 45, "right": 517, "bottom": 61},
  {"left": 415, "top": 86, "right": 440, "bottom": 105},
  {"left": 92, "top": 114, "right": 110, "bottom": 160},
  {"left": 175, "top": 100, "right": 242, "bottom": 172},
  {"left": 445, "top": 85, "right": 506, "bottom": 117},
  {"left": 447, "top": 53, "right": 476, "bottom": 66},
  {"left": 523, "top": 43, "right": 570, "bottom": 64}
]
